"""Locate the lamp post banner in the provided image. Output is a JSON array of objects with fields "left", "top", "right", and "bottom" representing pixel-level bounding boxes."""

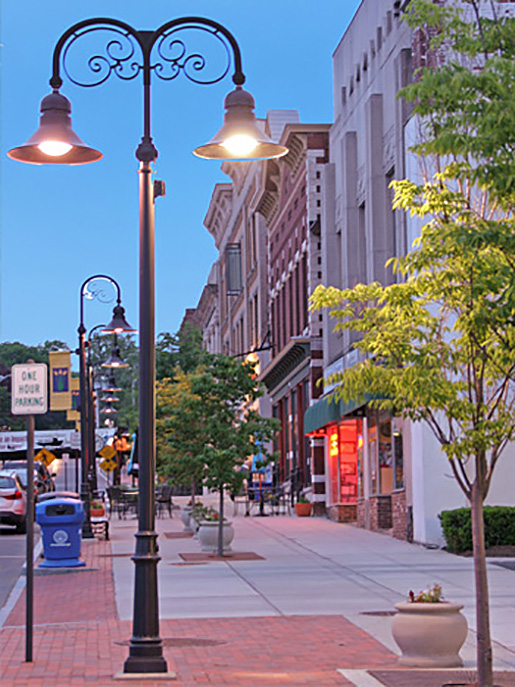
[{"left": 49, "top": 350, "right": 72, "bottom": 411}]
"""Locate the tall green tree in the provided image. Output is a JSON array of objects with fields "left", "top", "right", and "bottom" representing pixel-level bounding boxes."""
[
  {"left": 312, "top": 3, "right": 515, "bottom": 685},
  {"left": 156, "top": 368, "right": 206, "bottom": 502},
  {"left": 157, "top": 354, "right": 278, "bottom": 556}
]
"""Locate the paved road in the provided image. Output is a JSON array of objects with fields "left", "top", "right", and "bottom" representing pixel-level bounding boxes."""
[{"left": 0, "top": 531, "right": 28, "bottom": 609}]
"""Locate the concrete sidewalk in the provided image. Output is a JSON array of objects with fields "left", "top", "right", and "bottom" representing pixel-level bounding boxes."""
[
  {"left": 0, "top": 498, "right": 514, "bottom": 687},
  {"left": 110, "top": 499, "right": 515, "bottom": 666}
]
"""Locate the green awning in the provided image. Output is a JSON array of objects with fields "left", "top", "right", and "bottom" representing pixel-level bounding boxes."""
[{"left": 304, "top": 394, "right": 373, "bottom": 434}]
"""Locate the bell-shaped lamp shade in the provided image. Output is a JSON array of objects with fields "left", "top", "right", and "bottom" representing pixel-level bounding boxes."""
[
  {"left": 103, "top": 304, "right": 136, "bottom": 334},
  {"left": 7, "top": 90, "right": 102, "bottom": 165},
  {"left": 101, "top": 347, "right": 129, "bottom": 369},
  {"left": 103, "top": 375, "right": 122, "bottom": 393},
  {"left": 193, "top": 87, "right": 288, "bottom": 161},
  {"left": 100, "top": 394, "right": 120, "bottom": 403},
  {"left": 100, "top": 402, "right": 118, "bottom": 415}
]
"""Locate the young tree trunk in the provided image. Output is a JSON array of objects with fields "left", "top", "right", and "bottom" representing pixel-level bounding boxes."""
[
  {"left": 471, "top": 480, "right": 493, "bottom": 687},
  {"left": 190, "top": 481, "right": 196, "bottom": 506},
  {"left": 217, "top": 486, "right": 225, "bottom": 558}
]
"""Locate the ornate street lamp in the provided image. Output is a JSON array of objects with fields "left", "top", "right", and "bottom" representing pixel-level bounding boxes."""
[{"left": 8, "top": 17, "right": 287, "bottom": 676}]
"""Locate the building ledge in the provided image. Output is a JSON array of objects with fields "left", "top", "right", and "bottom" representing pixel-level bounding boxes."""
[{"left": 259, "top": 337, "right": 310, "bottom": 393}]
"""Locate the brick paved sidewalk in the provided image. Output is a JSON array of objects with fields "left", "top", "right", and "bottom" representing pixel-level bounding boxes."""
[{"left": 0, "top": 536, "right": 398, "bottom": 687}]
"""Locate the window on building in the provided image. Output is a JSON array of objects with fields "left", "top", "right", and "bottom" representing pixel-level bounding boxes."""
[
  {"left": 367, "top": 408, "right": 400, "bottom": 495},
  {"left": 248, "top": 214, "right": 258, "bottom": 269},
  {"left": 385, "top": 167, "right": 396, "bottom": 285},
  {"left": 301, "top": 254, "right": 308, "bottom": 331},
  {"left": 377, "top": 410, "right": 393, "bottom": 494},
  {"left": 367, "top": 408, "right": 378, "bottom": 495},
  {"left": 393, "top": 418, "right": 404, "bottom": 489},
  {"left": 225, "top": 243, "right": 242, "bottom": 295}
]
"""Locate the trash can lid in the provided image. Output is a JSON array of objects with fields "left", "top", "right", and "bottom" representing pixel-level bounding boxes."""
[{"left": 38, "top": 491, "right": 80, "bottom": 502}]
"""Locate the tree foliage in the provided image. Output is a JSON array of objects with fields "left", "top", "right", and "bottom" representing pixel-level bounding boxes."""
[
  {"left": 157, "top": 354, "right": 278, "bottom": 555},
  {"left": 156, "top": 323, "right": 205, "bottom": 381},
  {"left": 311, "top": 3, "right": 515, "bottom": 685}
]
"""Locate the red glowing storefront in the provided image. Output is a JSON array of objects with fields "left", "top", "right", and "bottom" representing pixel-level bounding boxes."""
[{"left": 305, "top": 395, "right": 408, "bottom": 537}]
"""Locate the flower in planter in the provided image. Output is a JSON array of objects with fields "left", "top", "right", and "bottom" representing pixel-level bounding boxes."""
[{"left": 408, "top": 583, "right": 444, "bottom": 603}]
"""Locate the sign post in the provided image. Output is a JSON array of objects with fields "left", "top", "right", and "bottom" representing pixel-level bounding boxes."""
[{"left": 11, "top": 362, "right": 48, "bottom": 663}]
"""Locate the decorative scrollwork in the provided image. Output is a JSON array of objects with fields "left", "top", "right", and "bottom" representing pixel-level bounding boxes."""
[
  {"left": 83, "top": 277, "right": 116, "bottom": 305},
  {"left": 153, "top": 25, "right": 231, "bottom": 84},
  {"left": 58, "top": 21, "right": 234, "bottom": 88},
  {"left": 62, "top": 25, "right": 141, "bottom": 87}
]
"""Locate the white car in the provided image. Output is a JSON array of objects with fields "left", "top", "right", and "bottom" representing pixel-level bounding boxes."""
[{"left": 0, "top": 470, "right": 27, "bottom": 533}]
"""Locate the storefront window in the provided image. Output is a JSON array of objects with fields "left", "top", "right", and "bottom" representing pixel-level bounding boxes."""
[
  {"left": 357, "top": 431, "right": 364, "bottom": 498},
  {"left": 338, "top": 421, "right": 358, "bottom": 502},
  {"left": 378, "top": 410, "right": 393, "bottom": 494},
  {"left": 393, "top": 418, "right": 404, "bottom": 489},
  {"left": 367, "top": 409, "right": 378, "bottom": 494},
  {"left": 327, "top": 425, "right": 339, "bottom": 503}
]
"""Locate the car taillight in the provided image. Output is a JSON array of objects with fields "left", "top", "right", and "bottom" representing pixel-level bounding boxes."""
[{"left": 3, "top": 490, "right": 23, "bottom": 500}]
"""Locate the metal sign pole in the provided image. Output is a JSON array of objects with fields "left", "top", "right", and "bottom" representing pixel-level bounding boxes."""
[
  {"left": 11, "top": 360, "right": 48, "bottom": 664},
  {"left": 26, "top": 414, "right": 35, "bottom": 662}
]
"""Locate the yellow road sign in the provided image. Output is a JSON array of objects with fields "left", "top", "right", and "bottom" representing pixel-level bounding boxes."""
[
  {"left": 99, "top": 444, "right": 116, "bottom": 460},
  {"left": 35, "top": 448, "right": 56, "bottom": 466},
  {"left": 99, "top": 458, "right": 117, "bottom": 473}
]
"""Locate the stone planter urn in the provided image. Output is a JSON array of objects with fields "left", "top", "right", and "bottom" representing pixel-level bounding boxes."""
[
  {"left": 181, "top": 505, "right": 193, "bottom": 532},
  {"left": 392, "top": 601, "right": 468, "bottom": 667},
  {"left": 294, "top": 502, "right": 313, "bottom": 517},
  {"left": 197, "top": 521, "right": 234, "bottom": 553},
  {"left": 188, "top": 513, "right": 201, "bottom": 537}
]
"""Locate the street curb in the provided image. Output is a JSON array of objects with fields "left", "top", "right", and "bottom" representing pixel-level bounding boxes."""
[{"left": 0, "top": 538, "right": 42, "bottom": 629}]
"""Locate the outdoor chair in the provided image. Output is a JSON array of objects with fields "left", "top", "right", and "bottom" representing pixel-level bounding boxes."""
[{"left": 155, "top": 484, "right": 173, "bottom": 517}]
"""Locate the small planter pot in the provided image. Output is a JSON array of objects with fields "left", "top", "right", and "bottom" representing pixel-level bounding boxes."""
[
  {"left": 295, "top": 502, "right": 313, "bottom": 517},
  {"left": 197, "top": 521, "right": 234, "bottom": 553},
  {"left": 392, "top": 601, "right": 468, "bottom": 668},
  {"left": 90, "top": 507, "right": 106, "bottom": 518},
  {"left": 181, "top": 506, "right": 193, "bottom": 532}
]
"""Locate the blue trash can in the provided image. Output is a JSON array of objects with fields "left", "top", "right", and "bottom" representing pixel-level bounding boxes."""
[{"left": 35, "top": 497, "right": 85, "bottom": 568}]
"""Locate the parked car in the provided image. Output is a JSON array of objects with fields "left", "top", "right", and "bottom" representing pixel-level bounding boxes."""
[
  {"left": 0, "top": 470, "right": 27, "bottom": 533},
  {"left": 2, "top": 460, "right": 56, "bottom": 494}
]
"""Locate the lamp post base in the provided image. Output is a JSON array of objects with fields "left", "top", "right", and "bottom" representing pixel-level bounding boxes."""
[{"left": 123, "top": 643, "right": 168, "bottom": 674}]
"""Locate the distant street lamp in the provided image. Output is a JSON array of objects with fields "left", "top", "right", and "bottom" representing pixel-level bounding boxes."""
[
  {"left": 8, "top": 16, "right": 287, "bottom": 675},
  {"left": 76, "top": 276, "right": 134, "bottom": 538},
  {"left": 86, "top": 324, "right": 128, "bottom": 493}
]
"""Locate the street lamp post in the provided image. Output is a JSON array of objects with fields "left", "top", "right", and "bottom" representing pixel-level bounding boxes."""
[
  {"left": 77, "top": 275, "right": 134, "bottom": 538},
  {"left": 8, "top": 16, "right": 287, "bottom": 675},
  {"left": 86, "top": 323, "right": 106, "bottom": 494}
]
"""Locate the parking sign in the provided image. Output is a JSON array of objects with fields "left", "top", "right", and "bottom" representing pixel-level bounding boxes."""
[{"left": 11, "top": 363, "right": 48, "bottom": 415}]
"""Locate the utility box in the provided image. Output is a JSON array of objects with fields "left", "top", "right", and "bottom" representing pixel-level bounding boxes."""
[{"left": 35, "top": 497, "right": 85, "bottom": 568}]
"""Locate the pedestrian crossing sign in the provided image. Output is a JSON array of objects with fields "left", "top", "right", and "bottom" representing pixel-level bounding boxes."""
[{"left": 35, "top": 448, "right": 56, "bottom": 466}]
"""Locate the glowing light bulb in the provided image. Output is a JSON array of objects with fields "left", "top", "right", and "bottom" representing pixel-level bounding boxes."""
[
  {"left": 222, "top": 134, "right": 258, "bottom": 157},
  {"left": 38, "top": 141, "right": 73, "bottom": 157}
]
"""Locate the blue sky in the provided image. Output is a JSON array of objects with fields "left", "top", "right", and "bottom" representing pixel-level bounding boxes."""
[{"left": 1, "top": 0, "right": 361, "bottom": 356}]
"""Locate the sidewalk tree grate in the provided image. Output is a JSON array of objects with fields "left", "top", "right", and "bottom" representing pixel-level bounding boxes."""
[
  {"left": 115, "top": 637, "right": 228, "bottom": 647},
  {"left": 179, "top": 552, "right": 265, "bottom": 561},
  {"left": 163, "top": 531, "right": 194, "bottom": 539},
  {"left": 368, "top": 670, "right": 515, "bottom": 687},
  {"left": 98, "top": 552, "right": 133, "bottom": 557},
  {"left": 359, "top": 610, "right": 396, "bottom": 616}
]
